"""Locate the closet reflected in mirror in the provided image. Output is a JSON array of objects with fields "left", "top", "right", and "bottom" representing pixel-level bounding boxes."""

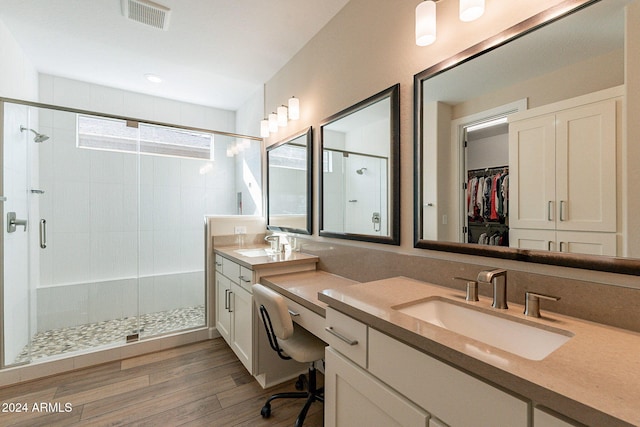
[
  {"left": 415, "top": 0, "right": 635, "bottom": 270},
  {"left": 320, "top": 84, "right": 400, "bottom": 245},
  {"left": 266, "top": 127, "right": 312, "bottom": 234}
]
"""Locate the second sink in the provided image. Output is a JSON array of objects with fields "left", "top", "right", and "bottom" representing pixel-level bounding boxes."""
[{"left": 393, "top": 297, "right": 573, "bottom": 361}]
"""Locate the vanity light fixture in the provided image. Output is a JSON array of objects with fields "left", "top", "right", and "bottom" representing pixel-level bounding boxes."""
[
  {"left": 268, "top": 112, "right": 278, "bottom": 133},
  {"left": 277, "top": 105, "right": 288, "bottom": 127},
  {"left": 459, "top": 0, "right": 484, "bottom": 22},
  {"left": 260, "top": 118, "right": 270, "bottom": 137},
  {"left": 288, "top": 96, "right": 300, "bottom": 120},
  {"left": 416, "top": 0, "right": 485, "bottom": 46},
  {"left": 415, "top": 0, "right": 437, "bottom": 47},
  {"left": 259, "top": 96, "right": 301, "bottom": 137}
]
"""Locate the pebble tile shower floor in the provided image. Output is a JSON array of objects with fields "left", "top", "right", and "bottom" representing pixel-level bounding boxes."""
[{"left": 14, "top": 305, "right": 205, "bottom": 363}]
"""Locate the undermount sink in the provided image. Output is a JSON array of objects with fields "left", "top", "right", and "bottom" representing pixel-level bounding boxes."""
[
  {"left": 234, "top": 248, "right": 271, "bottom": 258},
  {"left": 394, "top": 297, "right": 573, "bottom": 361}
]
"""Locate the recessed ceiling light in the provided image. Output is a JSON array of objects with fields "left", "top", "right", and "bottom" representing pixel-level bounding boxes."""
[{"left": 144, "top": 73, "right": 163, "bottom": 83}]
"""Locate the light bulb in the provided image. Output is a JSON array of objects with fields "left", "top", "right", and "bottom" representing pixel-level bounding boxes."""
[
  {"left": 460, "top": 0, "right": 484, "bottom": 22},
  {"left": 416, "top": 1, "right": 437, "bottom": 46}
]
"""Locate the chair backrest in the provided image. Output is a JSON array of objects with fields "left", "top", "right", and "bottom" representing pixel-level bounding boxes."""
[{"left": 252, "top": 284, "right": 294, "bottom": 340}]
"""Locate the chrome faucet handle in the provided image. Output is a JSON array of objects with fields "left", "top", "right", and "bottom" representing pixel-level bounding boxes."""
[
  {"left": 453, "top": 277, "right": 479, "bottom": 302},
  {"left": 524, "top": 291, "right": 560, "bottom": 318}
]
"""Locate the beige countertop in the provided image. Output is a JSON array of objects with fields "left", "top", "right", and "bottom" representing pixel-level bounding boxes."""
[
  {"left": 214, "top": 245, "right": 318, "bottom": 270},
  {"left": 260, "top": 270, "right": 359, "bottom": 317},
  {"left": 318, "top": 276, "right": 640, "bottom": 427}
]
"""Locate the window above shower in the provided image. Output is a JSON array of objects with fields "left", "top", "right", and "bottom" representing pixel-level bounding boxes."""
[{"left": 77, "top": 114, "right": 215, "bottom": 160}]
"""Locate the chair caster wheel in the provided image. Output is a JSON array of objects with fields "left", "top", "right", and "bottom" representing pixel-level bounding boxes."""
[
  {"left": 295, "top": 374, "right": 307, "bottom": 390},
  {"left": 261, "top": 404, "right": 271, "bottom": 418}
]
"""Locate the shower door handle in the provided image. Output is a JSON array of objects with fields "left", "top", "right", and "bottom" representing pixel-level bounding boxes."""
[
  {"left": 7, "top": 212, "right": 27, "bottom": 232},
  {"left": 39, "top": 219, "right": 47, "bottom": 249}
]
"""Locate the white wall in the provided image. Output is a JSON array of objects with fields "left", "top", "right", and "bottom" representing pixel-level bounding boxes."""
[{"left": 0, "top": 19, "right": 38, "bottom": 101}]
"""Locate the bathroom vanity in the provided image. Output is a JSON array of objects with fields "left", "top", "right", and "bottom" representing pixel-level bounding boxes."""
[
  {"left": 213, "top": 245, "right": 319, "bottom": 387},
  {"left": 319, "top": 277, "right": 640, "bottom": 427}
]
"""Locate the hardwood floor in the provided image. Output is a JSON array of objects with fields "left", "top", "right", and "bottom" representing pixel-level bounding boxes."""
[{"left": 0, "top": 338, "right": 324, "bottom": 426}]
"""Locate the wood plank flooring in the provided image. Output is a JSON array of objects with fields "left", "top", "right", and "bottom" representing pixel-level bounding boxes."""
[{"left": 0, "top": 338, "right": 324, "bottom": 426}]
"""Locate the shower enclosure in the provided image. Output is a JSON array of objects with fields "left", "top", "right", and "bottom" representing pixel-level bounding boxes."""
[{"left": 1, "top": 100, "right": 262, "bottom": 367}]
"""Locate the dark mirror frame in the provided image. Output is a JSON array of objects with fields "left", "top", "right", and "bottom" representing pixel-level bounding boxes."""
[
  {"left": 320, "top": 83, "right": 401, "bottom": 245},
  {"left": 414, "top": 0, "right": 639, "bottom": 276},
  {"left": 266, "top": 126, "right": 313, "bottom": 235}
]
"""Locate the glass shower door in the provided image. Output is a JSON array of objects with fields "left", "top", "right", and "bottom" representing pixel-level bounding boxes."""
[{"left": 2, "top": 104, "right": 142, "bottom": 366}]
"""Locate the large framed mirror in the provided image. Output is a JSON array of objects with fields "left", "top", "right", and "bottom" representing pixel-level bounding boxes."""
[
  {"left": 415, "top": 0, "right": 640, "bottom": 275},
  {"left": 266, "top": 127, "right": 312, "bottom": 234},
  {"left": 320, "top": 84, "right": 400, "bottom": 245}
]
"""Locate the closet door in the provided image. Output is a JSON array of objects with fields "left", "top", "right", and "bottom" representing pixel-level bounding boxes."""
[
  {"left": 555, "top": 99, "right": 616, "bottom": 232},
  {"left": 509, "top": 114, "right": 556, "bottom": 229}
]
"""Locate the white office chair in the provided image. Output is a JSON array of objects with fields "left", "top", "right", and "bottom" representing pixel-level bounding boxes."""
[{"left": 252, "top": 283, "right": 326, "bottom": 427}]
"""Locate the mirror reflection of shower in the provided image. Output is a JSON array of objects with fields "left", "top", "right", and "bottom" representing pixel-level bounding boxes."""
[
  {"left": 356, "top": 167, "right": 367, "bottom": 175},
  {"left": 20, "top": 125, "right": 49, "bottom": 143}
]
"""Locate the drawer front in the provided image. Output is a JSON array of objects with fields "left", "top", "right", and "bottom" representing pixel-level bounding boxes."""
[
  {"left": 221, "top": 256, "right": 240, "bottom": 283},
  {"left": 238, "top": 266, "right": 254, "bottom": 292},
  {"left": 285, "top": 297, "right": 326, "bottom": 341},
  {"left": 214, "top": 255, "right": 224, "bottom": 273},
  {"left": 369, "top": 328, "right": 528, "bottom": 427},
  {"left": 325, "top": 308, "right": 367, "bottom": 368}
]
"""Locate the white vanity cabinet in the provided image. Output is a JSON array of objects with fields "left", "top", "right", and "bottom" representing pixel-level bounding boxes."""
[
  {"left": 533, "top": 407, "right": 582, "bottom": 427},
  {"left": 215, "top": 255, "right": 254, "bottom": 372},
  {"left": 325, "top": 347, "right": 430, "bottom": 427},
  {"left": 324, "top": 308, "right": 528, "bottom": 427},
  {"left": 508, "top": 88, "right": 621, "bottom": 255},
  {"left": 213, "top": 248, "right": 318, "bottom": 386}
]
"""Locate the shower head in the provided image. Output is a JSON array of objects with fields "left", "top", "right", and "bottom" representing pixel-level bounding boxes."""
[
  {"left": 20, "top": 125, "right": 49, "bottom": 143},
  {"left": 356, "top": 167, "right": 367, "bottom": 175}
]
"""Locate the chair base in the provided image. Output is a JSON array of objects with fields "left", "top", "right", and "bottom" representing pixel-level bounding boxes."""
[{"left": 260, "top": 365, "right": 324, "bottom": 427}]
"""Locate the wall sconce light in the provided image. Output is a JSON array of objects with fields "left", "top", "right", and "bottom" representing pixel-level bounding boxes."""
[
  {"left": 288, "top": 96, "right": 300, "bottom": 120},
  {"left": 415, "top": 0, "right": 437, "bottom": 47},
  {"left": 260, "top": 118, "right": 270, "bottom": 137},
  {"left": 277, "top": 105, "right": 288, "bottom": 127},
  {"left": 460, "top": 0, "right": 485, "bottom": 22},
  {"left": 268, "top": 112, "right": 278, "bottom": 133},
  {"left": 416, "top": 0, "right": 485, "bottom": 46},
  {"left": 260, "top": 96, "right": 301, "bottom": 137}
]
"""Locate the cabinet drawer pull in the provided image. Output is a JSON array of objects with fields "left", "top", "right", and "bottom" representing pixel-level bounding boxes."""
[
  {"left": 224, "top": 289, "right": 230, "bottom": 310},
  {"left": 239, "top": 275, "right": 251, "bottom": 283},
  {"left": 325, "top": 326, "right": 358, "bottom": 345},
  {"left": 215, "top": 261, "right": 223, "bottom": 267},
  {"left": 288, "top": 309, "right": 300, "bottom": 317},
  {"left": 228, "top": 291, "right": 234, "bottom": 313},
  {"left": 547, "top": 201, "right": 553, "bottom": 221},
  {"left": 559, "top": 200, "right": 566, "bottom": 221}
]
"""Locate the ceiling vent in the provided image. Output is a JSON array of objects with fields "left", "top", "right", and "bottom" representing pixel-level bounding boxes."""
[{"left": 121, "top": 0, "right": 171, "bottom": 31}]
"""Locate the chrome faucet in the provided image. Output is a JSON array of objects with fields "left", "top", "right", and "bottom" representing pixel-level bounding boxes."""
[{"left": 477, "top": 269, "right": 508, "bottom": 309}]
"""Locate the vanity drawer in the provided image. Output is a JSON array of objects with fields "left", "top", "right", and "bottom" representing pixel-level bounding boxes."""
[
  {"left": 221, "top": 256, "right": 240, "bottom": 282},
  {"left": 368, "top": 328, "right": 528, "bottom": 427},
  {"left": 238, "top": 266, "right": 254, "bottom": 292},
  {"left": 285, "top": 297, "right": 326, "bottom": 341},
  {"left": 214, "top": 255, "right": 224, "bottom": 273},
  {"left": 325, "top": 308, "right": 367, "bottom": 368}
]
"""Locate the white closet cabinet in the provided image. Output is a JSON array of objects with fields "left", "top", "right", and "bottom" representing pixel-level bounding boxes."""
[{"left": 509, "top": 89, "right": 620, "bottom": 255}]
